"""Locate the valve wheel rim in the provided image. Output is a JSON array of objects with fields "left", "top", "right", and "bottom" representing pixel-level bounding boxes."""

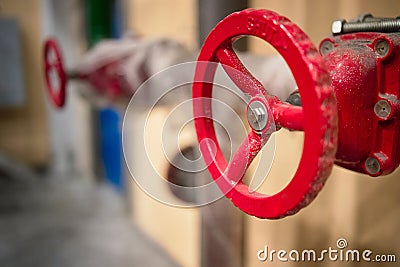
[
  {"left": 192, "top": 9, "right": 338, "bottom": 219},
  {"left": 44, "top": 38, "right": 67, "bottom": 108}
]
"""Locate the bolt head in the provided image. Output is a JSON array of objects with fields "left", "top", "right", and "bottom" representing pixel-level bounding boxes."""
[
  {"left": 332, "top": 20, "right": 345, "bottom": 35},
  {"left": 374, "top": 99, "right": 392, "bottom": 119},
  {"left": 247, "top": 100, "right": 268, "bottom": 132},
  {"left": 365, "top": 157, "right": 381, "bottom": 176},
  {"left": 320, "top": 40, "right": 335, "bottom": 56},
  {"left": 374, "top": 39, "right": 390, "bottom": 57}
]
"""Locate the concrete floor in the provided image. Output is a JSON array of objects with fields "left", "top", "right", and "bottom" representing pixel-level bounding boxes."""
[{"left": 0, "top": 154, "right": 180, "bottom": 267}]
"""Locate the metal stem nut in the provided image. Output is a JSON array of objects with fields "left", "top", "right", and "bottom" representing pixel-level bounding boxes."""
[
  {"left": 247, "top": 100, "right": 268, "bottom": 132},
  {"left": 286, "top": 90, "right": 302, "bottom": 106},
  {"left": 67, "top": 70, "right": 81, "bottom": 80},
  {"left": 320, "top": 39, "right": 335, "bottom": 56}
]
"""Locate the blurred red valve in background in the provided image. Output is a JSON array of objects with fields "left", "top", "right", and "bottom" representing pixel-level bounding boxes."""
[
  {"left": 43, "top": 38, "right": 129, "bottom": 108},
  {"left": 43, "top": 36, "right": 188, "bottom": 108},
  {"left": 193, "top": 9, "right": 400, "bottom": 218}
]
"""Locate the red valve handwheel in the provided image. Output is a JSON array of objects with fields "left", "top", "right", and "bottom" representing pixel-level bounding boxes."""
[
  {"left": 44, "top": 38, "right": 67, "bottom": 108},
  {"left": 193, "top": 9, "right": 338, "bottom": 219}
]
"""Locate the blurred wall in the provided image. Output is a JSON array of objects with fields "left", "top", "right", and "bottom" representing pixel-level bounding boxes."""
[
  {"left": 0, "top": 0, "right": 49, "bottom": 167},
  {"left": 249, "top": 0, "right": 400, "bottom": 55},
  {"left": 128, "top": 0, "right": 198, "bottom": 51},
  {"left": 40, "top": 0, "right": 94, "bottom": 178}
]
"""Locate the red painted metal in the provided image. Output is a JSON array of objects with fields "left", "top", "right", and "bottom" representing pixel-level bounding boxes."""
[
  {"left": 43, "top": 38, "right": 128, "bottom": 108},
  {"left": 44, "top": 39, "right": 67, "bottom": 108},
  {"left": 194, "top": 9, "right": 400, "bottom": 218},
  {"left": 83, "top": 61, "right": 128, "bottom": 99},
  {"left": 193, "top": 9, "right": 338, "bottom": 219},
  {"left": 321, "top": 33, "right": 400, "bottom": 176}
]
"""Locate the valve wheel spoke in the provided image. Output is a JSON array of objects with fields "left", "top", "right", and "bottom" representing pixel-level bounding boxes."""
[
  {"left": 271, "top": 100, "right": 304, "bottom": 131},
  {"left": 224, "top": 130, "right": 269, "bottom": 186},
  {"left": 215, "top": 45, "right": 266, "bottom": 97},
  {"left": 214, "top": 33, "right": 305, "bottom": 133}
]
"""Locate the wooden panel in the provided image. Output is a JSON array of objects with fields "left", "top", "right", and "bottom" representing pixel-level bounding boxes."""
[
  {"left": 0, "top": 0, "right": 50, "bottom": 167},
  {"left": 200, "top": 199, "right": 244, "bottom": 267},
  {"left": 126, "top": 106, "right": 201, "bottom": 267}
]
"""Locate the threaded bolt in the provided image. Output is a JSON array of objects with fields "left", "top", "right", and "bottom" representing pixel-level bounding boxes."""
[{"left": 332, "top": 18, "right": 400, "bottom": 35}]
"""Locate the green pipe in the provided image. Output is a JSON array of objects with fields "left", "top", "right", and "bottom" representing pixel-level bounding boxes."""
[{"left": 84, "top": 0, "right": 113, "bottom": 47}]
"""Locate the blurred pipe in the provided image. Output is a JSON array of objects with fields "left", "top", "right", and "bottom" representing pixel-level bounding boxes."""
[
  {"left": 83, "top": 0, "right": 125, "bottom": 191},
  {"left": 111, "top": 0, "right": 126, "bottom": 39},
  {"left": 84, "top": 0, "right": 112, "bottom": 47},
  {"left": 198, "top": 0, "right": 248, "bottom": 51},
  {"left": 197, "top": 2, "right": 248, "bottom": 267}
]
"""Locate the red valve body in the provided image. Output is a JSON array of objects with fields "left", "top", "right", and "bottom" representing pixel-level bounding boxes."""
[
  {"left": 80, "top": 61, "right": 130, "bottom": 99},
  {"left": 321, "top": 33, "right": 400, "bottom": 176}
]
